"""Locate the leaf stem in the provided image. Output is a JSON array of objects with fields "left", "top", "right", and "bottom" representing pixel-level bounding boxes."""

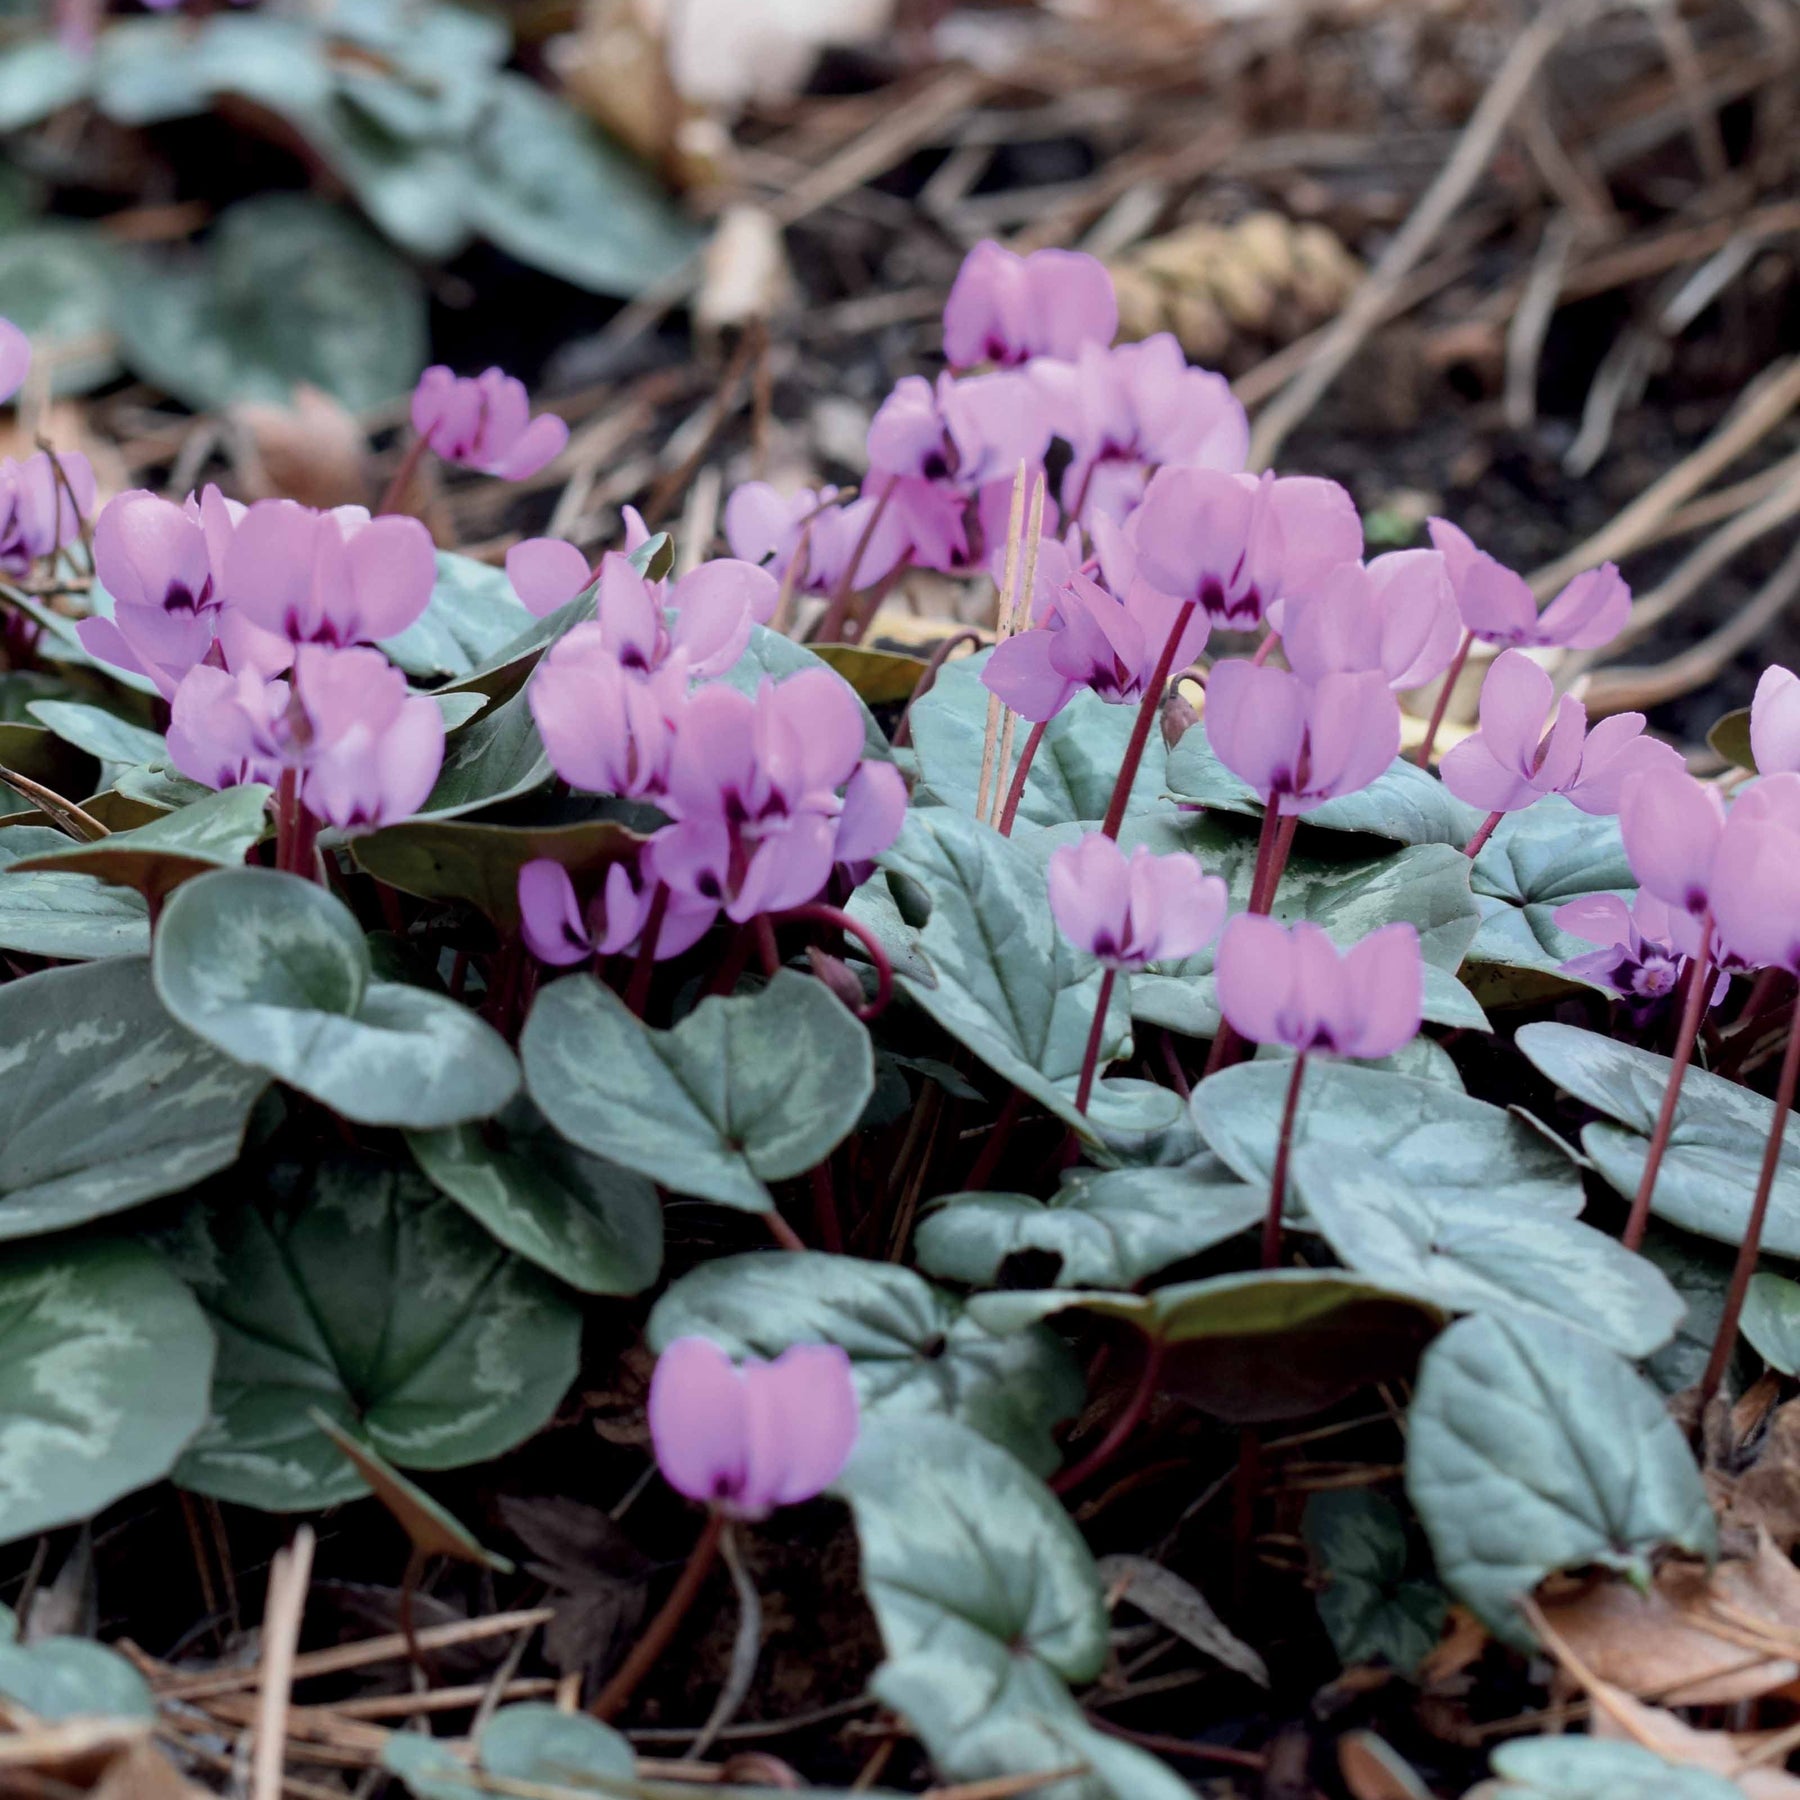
[
  {"left": 1698, "top": 987, "right": 1800, "bottom": 1413},
  {"left": 1075, "top": 967, "right": 1118, "bottom": 1116},
  {"left": 589, "top": 1508, "right": 725, "bottom": 1722},
  {"left": 1050, "top": 1337, "right": 1167, "bottom": 1496},
  {"left": 1415, "top": 628, "right": 1474, "bottom": 768},
  {"left": 1264, "top": 1053, "right": 1308, "bottom": 1268},
  {"left": 1623, "top": 916, "right": 1714, "bottom": 1252},
  {"left": 808, "top": 1159, "right": 844, "bottom": 1254},
  {"left": 1099, "top": 601, "right": 1197, "bottom": 841},
  {"left": 1463, "top": 809, "right": 1504, "bottom": 859},
  {"left": 996, "top": 718, "right": 1047, "bottom": 837}
]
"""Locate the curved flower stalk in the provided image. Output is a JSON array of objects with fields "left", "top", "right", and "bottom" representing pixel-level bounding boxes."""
[
  {"left": 1440, "top": 650, "right": 1679, "bottom": 855},
  {"left": 1213, "top": 917, "right": 1423, "bottom": 1266},
  {"left": 1048, "top": 832, "right": 1228, "bottom": 1113},
  {"left": 590, "top": 1337, "right": 858, "bottom": 1723}
]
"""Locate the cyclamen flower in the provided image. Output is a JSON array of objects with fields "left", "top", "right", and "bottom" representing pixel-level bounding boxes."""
[
  {"left": 1205, "top": 661, "right": 1400, "bottom": 815},
  {"left": 1439, "top": 650, "right": 1677, "bottom": 816},
  {"left": 649, "top": 1336, "right": 858, "bottom": 1521},
  {"left": 220, "top": 499, "right": 436, "bottom": 648},
  {"left": 1129, "top": 466, "right": 1362, "bottom": 633},
  {"left": 1280, "top": 552, "right": 1461, "bottom": 692},
  {"left": 864, "top": 370, "right": 1051, "bottom": 572},
  {"left": 1048, "top": 833, "right": 1227, "bottom": 970},
  {"left": 1429, "top": 518, "right": 1629, "bottom": 651},
  {"left": 1751, "top": 665, "right": 1800, "bottom": 774},
  {"left": 981, "top": 566, "right": 1210, "bottom": 723},
  {"left": 0, "top": 319, "right": 28, "bottom": 404},
  {"left": 1555, "top": 891, "right": 1725, "bottom": 1020},
  {"left": 517, "top": 858, "right": 715, "bottom": 966},
  {"left": 167, "top": 644, "right": 443, "bottom": 832},
  {"left": 942, "top": 241, "right": 1117, "bottom": 370},
  {"left": 0, "top": 450, "right": 94, "bottom": 577},
  {"left": 1215, "top": 916, "right": 1422, "bottom": 1059},
  {"left": 723, "top": 482, "right": 902, "bottom": 597},
  {"left": 411, "top": 365, "right": 569, "bottom": 481},
  {"left": 1030, "top": 335, "right": 1249, "bottom": 525}
]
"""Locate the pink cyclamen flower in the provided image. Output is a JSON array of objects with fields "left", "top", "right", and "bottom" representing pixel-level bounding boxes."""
[
  {"left": 982, "top": 566, "right": 1210, "bottom": 723},
  {"left": 1751, "top": 665, "right": 1800, "bottom": 774},
  {"left": 0, "top": 319, "right": 28, "bottom": 404},
  {"left": 1440, "top": 650, "right": 1677, "bottom": 817},
  {"left": 1280, "top": 552, "right": 1461, "bottom": 692},
  {"left": 1428, "top": 518, "right": 1629, "bottom": 651},
  {"left": 1555, "top": 891, "right": 1725, "bottom": 1020},
  {"left": 1048, "top": 833, "right": 1227, "bottom": 970},
  {"left": 506, "top": 538, "right": 591, "bottom": 618},
  {"left": 1215, "top": 916, "right": 1422, "bottom": 1059},
  {"left": 723, "top": 482, "right": 902, "bottom": 597},
  {"left": 0, "top": 450, "right": 94, "bottom": 578},
  {"left": 942, "top": 241, "right": 1117, "bottom": 371},
  {"left": 1204, "top": 661, "right": 1400, "bottom": 815},
  {"left": 220, "top": 499, "right": 436, "bottom": 648},
  {"left": 167, "top": 644, "right": 443, "bottom": 832},
  {"left": 1129, "top": 466, "right": 1362, "bottom": 633},
  {"left": 649, "top": 1336, "right": 858, "bottom": 1520},
  {"left": 1030, "top": 335, "right": 1249, "bottom": 525},
  {"left": 516, "top": 858, "right": 715, "bottom": 966},
  {"left": 410, "top": 365, "right": 569, "bottom": 481}
]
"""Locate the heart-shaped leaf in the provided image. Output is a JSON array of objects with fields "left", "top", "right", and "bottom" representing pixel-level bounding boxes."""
[
  {"left": 381, "top": 552, "right": 536, "bottom": 685},
  {"left": 835, "top": 1415, "right": 1189, "bottom": 1800},
  {"left": 973, "top": 1272, "right": 1442, "bottom": 1424},
  {"left": 864, "top": 808, "right": 1182, "bottom": 1139},
  {"left": 159, "top": 1158, "right": 582, "bottom": 1509},
  {"left": 1193, "top": 1060, "right": 1583, "bottom": 1217},
  {"left": 0, "top": 1236, "right": 214, "bottom": 1544},
  {"left": 416, "top": 684, "right": 551, "bottom": 819},
  {"left": 1165, "top": 733, "right": 1484, "bottom": 847},
  {"left": 155, "top": 867, "right": 519, "bottom": 1130},
  {"left": 407, "top": 1099, "right": 662, "bottom": 1296},
  {"left": 1516, "top": 1022, "right": 1800, "bottom": 1255},
  {"left": 383, "top": 1702, "right": 641, "bottom": 1799},
  {"left": 1303, "top": 1491, "right": 1445, "bottom": 1673},
  {"left": 1290, "top": 1145, "right": 1682, "bottom": 1357},
  {"left": 0, "top": 41, "right": 91, "bottom": 134},
  {"left": 915, "top": 1157, "right": 1262, "bottom": 1290},
  {"left": 523, "top": 971, "right": 872, "bottom": 1213},
  {"left": 114, "top": 193, "right": 425, "bottom": 413},
  {"left": 0, "top": 957, "right": 264, "bottom": 1240},
  {"left": 648, "top": 1251, "right": 1081, "bottom": 1475},
  {"left": 465, "top": 73, "right": 702, "bottom": 296},
  {"left": 1477, "top": 1737, "right": 1743, "bottom": 1800},
  {"left": 26, "top": 700, "right": 165, "bottom": 770},
  {"left": 1405, "top": 1312, "right": 1716, "bottom": 1644},
  {"left": 1127, "top": 827, "right": 1486, "bottom": 1038},
  {"left": 353, "top": 813, "right": 644, "bottom": 928},
  {"left": 1466, "top": 799, "right": 1632, "bottom": 981},
  {"left": 0, "top": 718, "right": 99, "bottom": 802},
  {"left": 0, "top": 826, "right": 148, "bottom": 959},
  {"left": 1741, "top": 1271, "right": 1800, "bottom": 1375},
  {"left": 909, "top": 650, "right": 1168, "bottom": 828},
  {"left": 12, "top": 784, "right": 271, "bottom": 904}
]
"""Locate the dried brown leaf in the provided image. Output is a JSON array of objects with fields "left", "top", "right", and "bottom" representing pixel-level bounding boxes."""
[{"left": 232, "top": 383, "right": 369, "bottom": 511}]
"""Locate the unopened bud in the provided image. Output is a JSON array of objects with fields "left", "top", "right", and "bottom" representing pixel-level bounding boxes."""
[
  {"left": 1162, "top": 685, "right": 1200, "bottom": 749},
  {"left": 806, "top": 946, "right": 866, "bottom": 1013}
]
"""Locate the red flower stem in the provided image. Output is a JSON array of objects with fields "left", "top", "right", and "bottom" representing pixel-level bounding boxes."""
[
  {"left": 1623, "top": 917, "right": 1715, "bottom": 1252},
  {"left": 814, "top": 488, "right": 891, "bottom": 643},
  {"left": 764, "top": 1210, "right": 807, "bottom": 1252},
  {"left": 966, "top": 1086, "right": 1026, "bottom": 1190},
  {"left": 1463, "top": 809, "right": 1504, "bottom": 859},
  {"left": 845, "top": 550, "right": 915, "bottom": 644},
  {"left": 274, "top": 768, "right": 300, "bottom": 875},
  {"left": 809, "top": 1159, "right": 844, "bottom": 1254},
  {"left": 1251, "top": 630, "right": 1279, "bottom": 667},
  {"left": 624, "top": 884, "right": 670, "bottom": 1018},
  {"left": 1263, "top": 1053, "right": 1308, "bottom": 1268},
  {"left": 1099, "top": 601, "right": 1198, "bottom": 841},
  {"left": 773, "top": 902, "right": 893, "bottom": 1019},
  {"left": 996, "top": 718, "right": 1048, "bottom": 837},
  {"left": 589, "top": 1509, "right": 726, "bottom": 1722},
  {"left": 1415, "top": 629, "right": 1474, "bottom": 768},
  {"left": 1245, "top": 802, "right": 1284, "bottom": 916},
  {"left": 1698, "top": 988, "right": 1800, "bottom": 1414},
  {"left": 753, "top": 915, "right": 780, "bottom": 977},
  {"left": 704, "top": 926, "right": 754, "bottom": 1000},
  {"left": 376, "top": 434, "right": 431, "bottom": 518},
  {"left": 1075, "top": 967, "right": 1118, "bottom": 1115},
  {"left": 1050, "top": 1337, "right": 1167, "bottom": 1496}
]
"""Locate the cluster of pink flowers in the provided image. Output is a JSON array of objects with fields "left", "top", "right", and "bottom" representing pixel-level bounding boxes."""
[
  {"left": 85, "top": 488, "right": 443, "bottom": 833},
  {"left": 518, "top": 545, "right": 906, "bottom": 965}
]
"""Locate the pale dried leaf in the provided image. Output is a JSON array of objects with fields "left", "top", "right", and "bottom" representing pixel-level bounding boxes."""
[
  {"left": 232, "top": 383, "right": 369, "bottom": 511},
  {"left": 1095, "top": 1552, "right": 1269, "bottom": 1687}
]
